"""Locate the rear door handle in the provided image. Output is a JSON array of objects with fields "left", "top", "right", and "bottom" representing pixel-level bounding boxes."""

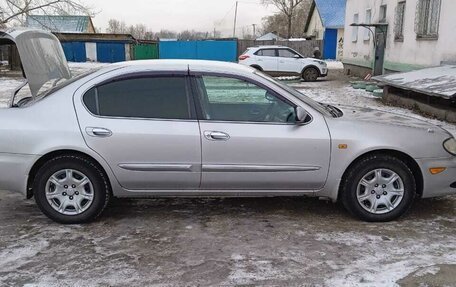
[
  {"left": 86, "top": 127, "right": 112, "bottom": 137},
  {"left": 204, "top": 131, "right": 230, "bottom": 141}
]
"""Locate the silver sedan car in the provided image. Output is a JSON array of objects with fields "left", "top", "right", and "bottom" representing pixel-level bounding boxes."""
[{"left": 1, "top": 29, "right": 456, "bottom": 224}]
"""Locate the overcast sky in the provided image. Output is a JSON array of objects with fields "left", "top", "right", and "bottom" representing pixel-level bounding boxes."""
[{"left": 85, "top": 0, "right": 277, "bottom": 36}]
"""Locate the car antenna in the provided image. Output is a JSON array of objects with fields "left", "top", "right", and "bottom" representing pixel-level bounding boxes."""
[{"left": 187, "top": 65, "right": 190, "bottom": 75}]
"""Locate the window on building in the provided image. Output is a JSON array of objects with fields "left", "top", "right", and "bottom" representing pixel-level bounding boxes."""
[
  {"left": 379, "top": 5, "right": 388, "bottom": 23},
  {"left": 83, "top": 76, "right": 191, "bottom": 120},
  {"left": 394, "top": 1, "right": 406, "bottom": 41},
  {"left": 364, "top": 9, "right": 372, "bottom": 41},
  {"left": 415, "top": 0, "right": 441, "bottom": 39},
  {"left": 352, "top": 13, "right": 359, "bottom": 42}
]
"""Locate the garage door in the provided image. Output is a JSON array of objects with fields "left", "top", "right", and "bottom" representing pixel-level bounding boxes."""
[{"left": 96, "top": 42, "right": 126, "bottom": 63}]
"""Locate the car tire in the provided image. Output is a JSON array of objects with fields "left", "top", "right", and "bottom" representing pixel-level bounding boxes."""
[
  {"left": 340, "top": 154, "right": 416, "bottom": 222},
  {"left": 302, "top": 67, "right": 319, "bottom": 81},
  {"left": 33, "top": 155, "right": 110, "bottom": 224}
]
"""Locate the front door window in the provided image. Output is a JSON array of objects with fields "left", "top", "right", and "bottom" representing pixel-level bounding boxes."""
[{"left": 197, "top": 76, "right": 296, "bottom": 123}]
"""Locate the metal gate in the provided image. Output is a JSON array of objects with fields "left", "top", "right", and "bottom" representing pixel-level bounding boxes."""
[
  {"left": 96, "top": 42, "right": 126, "bottom": 63},
  {"left": 133, "top": 43, "right": 159, "bottom": 60},
  {"left": 61, "top": 42, "right": 86, "bottom": 62}
]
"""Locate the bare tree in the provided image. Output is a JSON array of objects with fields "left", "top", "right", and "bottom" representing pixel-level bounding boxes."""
[
  {"left": 129, "top": 24, "right": 148, "bottom": 39},
  {"left": 154, "top": 29, "right": 177, "bottom": 39},
  {"left": 262, "top": 0, "right": 311, "bottom": 38},
  {"left": 178, "top": 30, "right": 209, "bottom": 40},
  {"left": 0, "top": 0, "right": 93, "bottom": 26},
  {"left": 262, "top": 0, "right": 306, "bottom": 39},
  {"left": 107, "top": 19, "right": 213, "bottom": 41},
  {"left": 106, "top": 19, "right": 128, "bottom": 34},
  {"left": 241, "top": 27, "right": 254, "bottom": 40}
]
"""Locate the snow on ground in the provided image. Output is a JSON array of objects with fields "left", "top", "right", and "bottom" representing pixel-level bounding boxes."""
[
  {"left": 0, "top": 193, "right": 454, "bottom": 286},
  {"left": 0, "top": 77, "right": 24, "bottom": 107},
  {"left": 325, "top": 60, "right": 344, "bottom": 70}
]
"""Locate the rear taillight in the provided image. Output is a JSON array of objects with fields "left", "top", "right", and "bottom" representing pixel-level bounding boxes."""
[{"left": 239, "top": 55, "right": 250, "bottom": 61}]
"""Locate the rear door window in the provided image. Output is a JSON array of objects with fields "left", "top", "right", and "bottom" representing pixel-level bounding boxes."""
[
  {"left": 255, "top": 49, "right": 277, "bottom": 57},
  {"left": 83, "top": 76, "right": 191, "bottom": 120},
  {"left": 278, "top": 49, "right": 299, "bottom": 58}
]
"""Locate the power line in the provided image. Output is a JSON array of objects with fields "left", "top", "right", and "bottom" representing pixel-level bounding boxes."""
[{"left": 219, "top": 2, "right": 237, "bottom": 24}]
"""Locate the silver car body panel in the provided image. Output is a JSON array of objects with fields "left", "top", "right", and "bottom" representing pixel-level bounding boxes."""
[
  {"left": 198, "top": 120, "right": 330, "bottom": 190},
  {"left": 72, "top": 65, "right": 201, "bottom": 190},
  {"left": 0, "top": 59, "right": 455, "bottom": 201}
]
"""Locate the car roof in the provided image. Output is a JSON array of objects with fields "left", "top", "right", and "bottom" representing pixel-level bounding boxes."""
[
  {"left": 105, "top": 59, "right": 256, "bottom": 74},
  {"left": 251, "top": 45, "right": 290, "bottom": 49}
]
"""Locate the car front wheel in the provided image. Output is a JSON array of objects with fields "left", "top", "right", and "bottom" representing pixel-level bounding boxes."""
[
  {"left": 302, "top": 67, "right": 319, "bottom": 81},
  {"left": 341, "top": 154, "right": 416, "bottom": 222},
  {"left": 33, "top": 155, "right": 110, "bottom": 224}
]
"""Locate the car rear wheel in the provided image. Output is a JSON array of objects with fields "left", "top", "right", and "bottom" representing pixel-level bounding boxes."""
[
  {"left": 302, "top": 67, "right": 319, "bottom": 81},
  {"left": 340, "top": 154, "right": 416, "bottom": 222},
  {"left": 33, "top": 155, "right": 110, "bottom": 224}
]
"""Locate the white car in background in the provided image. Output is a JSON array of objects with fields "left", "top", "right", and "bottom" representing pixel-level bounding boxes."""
[{"left": 238, "top": 45, "right": 328, "bottom": 81}]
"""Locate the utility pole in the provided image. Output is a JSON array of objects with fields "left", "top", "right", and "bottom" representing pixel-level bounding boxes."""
[
  {"left": 252, "top": 24, "right": 256, "bottom": 38},
  {"left": 233, "top": 1, "right": 238, "bottom": 38}
]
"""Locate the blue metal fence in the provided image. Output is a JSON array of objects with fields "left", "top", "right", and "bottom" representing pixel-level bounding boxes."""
[
  {"left": 159, "top": 40, "right": 238, "bottom": 62},
  {"left": 60, "top": 40, "right": 238, "bottom": 63},
  {"left": 61, "top": 42, "right": 86, "bottom": 62}
]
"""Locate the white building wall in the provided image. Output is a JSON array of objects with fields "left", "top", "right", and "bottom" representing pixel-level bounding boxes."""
[
  {"left": 343, "top": 0, "right": 456, "bottom": 72},
  {"left": 306, "top": 8, "right": 325, "bottom": 40},
  {"left": 85, "top": 42, "right": 97, "bottom": 62},
  {"left": 125, "top": 44, "right": 131, "bottom": 61},
  {"left": 336, "top": 28, "right": 345, "bottom": 60}
]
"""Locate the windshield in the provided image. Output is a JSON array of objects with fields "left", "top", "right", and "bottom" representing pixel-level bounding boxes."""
[{"left": 254, "top": 71, "right": 332, "bottom": 116}]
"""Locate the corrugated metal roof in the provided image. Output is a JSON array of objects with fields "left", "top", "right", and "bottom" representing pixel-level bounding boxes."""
[
  {"left": 314, "top": 0, "right": 346, "bottom": 29},
  {"left": 26, "top": 15, "right": 91, "bottom": 33},
  {"left": 373, "top": 65, "right": 456, "bottom": 99}
]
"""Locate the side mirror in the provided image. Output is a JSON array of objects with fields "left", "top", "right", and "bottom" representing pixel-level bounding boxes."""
[
  {"left": 293, "top": 54, "right": 301, "bottom": 59},
  {"left": 295, "top": 107, "right": 309, "bottom": 124}
]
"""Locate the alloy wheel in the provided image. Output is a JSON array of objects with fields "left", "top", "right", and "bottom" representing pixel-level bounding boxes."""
[
  {"left": 45, "top": 169, "right": 94, "bottom": 216},
  {"left": 356, "top": 168, "right": 405, "bottom": 214}
]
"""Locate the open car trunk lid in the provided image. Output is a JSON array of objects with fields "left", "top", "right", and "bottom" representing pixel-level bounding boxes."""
[{"left": 0, "top": 28, "right": 71, "bottom": 98}]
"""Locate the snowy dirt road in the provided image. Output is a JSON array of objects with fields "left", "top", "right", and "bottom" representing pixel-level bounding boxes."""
[{"left": 0, "top": 63, "right": 455, "bottom": 287}]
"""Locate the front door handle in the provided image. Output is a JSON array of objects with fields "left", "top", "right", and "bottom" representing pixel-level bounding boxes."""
[
  {"left": 86, "top": 127, "right": 112, "bottom": 137},
  {"left": 204, "top": 131, "right": 230, "bottom": 141}
]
